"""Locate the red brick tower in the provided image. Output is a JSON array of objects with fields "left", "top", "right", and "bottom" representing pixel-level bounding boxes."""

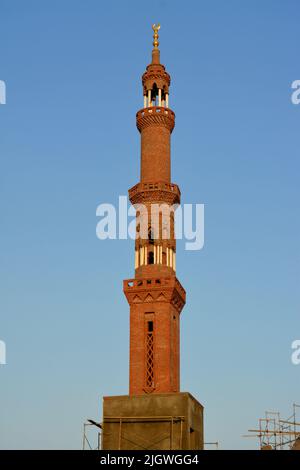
[
  {"left": 123, "top": 24, "right": 185, "bottom": 396},
  {"left": 102, "top": 25, "right": 203, "bottom": 450}
]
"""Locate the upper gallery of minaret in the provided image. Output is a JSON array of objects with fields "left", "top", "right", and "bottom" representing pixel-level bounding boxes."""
[{"left": 136, "top": 24, "right": 176, "bottom": 184}]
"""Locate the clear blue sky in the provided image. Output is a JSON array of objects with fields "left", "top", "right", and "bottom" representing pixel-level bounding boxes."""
[{"left": 0, "top": 0, "right": 299, "bottom": 450}]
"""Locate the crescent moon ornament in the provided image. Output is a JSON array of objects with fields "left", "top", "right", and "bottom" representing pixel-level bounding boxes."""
[{"left": 152, "top": 24, "right": 161, "bottom": 49}]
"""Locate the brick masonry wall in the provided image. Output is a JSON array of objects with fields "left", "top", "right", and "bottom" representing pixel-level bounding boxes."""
[{"left": 129, "top": 301, "right": 180, "bottom": 395}]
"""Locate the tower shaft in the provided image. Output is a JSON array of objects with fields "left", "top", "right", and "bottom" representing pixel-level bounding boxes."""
[{"left": 124, "top": 29, "right": 185, "bottom": 396}]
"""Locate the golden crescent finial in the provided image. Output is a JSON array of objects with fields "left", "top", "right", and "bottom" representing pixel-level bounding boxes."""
[{"left": 152, "top": 23, "right": 160, "bottom": 49}]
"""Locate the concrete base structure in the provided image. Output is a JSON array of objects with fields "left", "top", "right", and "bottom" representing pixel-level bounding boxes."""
[{"left": 102, "top": 392, "right": 204, "bottom": 450}]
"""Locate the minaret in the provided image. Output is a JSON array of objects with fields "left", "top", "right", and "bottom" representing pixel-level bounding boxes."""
[
  {"left": 124, "top": 24, "right": 185, "bottom": 395},
  {"left": 102, "top": 26, "right": 204, "bottom": 450}
]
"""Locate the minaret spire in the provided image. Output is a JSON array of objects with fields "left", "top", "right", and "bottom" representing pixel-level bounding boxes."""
[
  {"left": 151, "top": 23, "right": 161, "bottom": 64},
  {"left": 152, "top": 23, "right": 160, "bottom": 48},
  {"left": 152, "top": 23, "right": 161, "bottom": 64}
]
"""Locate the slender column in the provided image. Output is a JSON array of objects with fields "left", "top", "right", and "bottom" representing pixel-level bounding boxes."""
[
  {"left": 154, "top": 245, "right": 157, "bottom": 264},
  {"left": 135, "top": 250, "right": 139, "bottom": 269},
  {"left": 158, "top": 89, "right": 162, "bottom": 106},
  {"left": 140, "top": 247, "right": 144, "bottom": 266},
  {"left": 166, "top": 247, "right": 169, "bottom": 266},
  {"left": 173, "top": 252, "right": 176, "bottom": 271},
  {"left": 148, "top": 89, "right": 152, "bottom": 107},
  {"left": 144, "top": 95, "right": 147, "bottom": 108},
  {"left": 166, "top": 93, "right": 169, "bottom": 108}
]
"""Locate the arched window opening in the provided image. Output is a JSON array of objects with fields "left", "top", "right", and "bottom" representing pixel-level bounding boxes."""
[
  {"left": 152, "top": 83, "right": 158, "bottom": 106},
  {"left": 148, "top": 226, "right": 154, "bottom": 244},
  {"left": 148, "top": 251, "right": 154, "bottom": 265}
]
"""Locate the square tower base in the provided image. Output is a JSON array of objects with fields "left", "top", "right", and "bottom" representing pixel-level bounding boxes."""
[{"left": 102, "top": 392, "right": 204, "bottom": 450}]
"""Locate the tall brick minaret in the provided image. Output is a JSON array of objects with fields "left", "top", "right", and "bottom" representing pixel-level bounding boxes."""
[
  {"left": 102, "top": 25, "right": 204, "bottom": 450},
  {"left": 123, "top": 24, "right": 185, "bottom": 395}
]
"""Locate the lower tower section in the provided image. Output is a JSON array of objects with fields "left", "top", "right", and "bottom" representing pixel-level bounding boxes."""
[
  {"left": 102, "top": 393, "right": 204, "bottom": 450},
  {"left": 124, "top": 276, "right": 185, "bottom": 395}
]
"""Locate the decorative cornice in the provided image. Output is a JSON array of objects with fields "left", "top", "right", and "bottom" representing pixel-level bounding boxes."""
[
  {"left": 136, "top": 107, "right": 175, "bottom": 133},
  {"left": 123, "top": 277, "right": 186, "bottom": 314},
  {"left": 143, "top": 71, "right": 170, "bottom": 84},
  {"left": 142, "top": 63, "right": 171, "bottom": 92},
  {"left": 129, "top": 181, "right": 181, "bottom": 205}
]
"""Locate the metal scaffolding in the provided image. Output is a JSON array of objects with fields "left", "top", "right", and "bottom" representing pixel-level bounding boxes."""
[
  {"left": 82, "top": 420, "right": 102, "bottom": 450},
  {"left": 103, "top": 415, "right": 185, "bottom": 450},
  {"left": 245, "top": 403, "right": 300, "bottom": 450},
  {"left": 82, "top": 415, "right": 212, "bottom": 450},
  {"left": 204, "top": 441, "right": 219, "bottom": 450}
]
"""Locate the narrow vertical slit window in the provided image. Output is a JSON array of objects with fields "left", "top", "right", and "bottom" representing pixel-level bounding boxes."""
[{"left": 148, "top": 251, "right": 154, "bottom": 264}]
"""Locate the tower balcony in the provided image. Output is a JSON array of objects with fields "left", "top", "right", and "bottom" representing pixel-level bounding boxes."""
[
  {"left": 136, "top": 106, "right": 175, "bottom": 133},
  {"left": 123, "top": 276, "right": 186, "bottom": 314},
  {"left": 129, "top": 181, "right": 180, "bottom": 205}
]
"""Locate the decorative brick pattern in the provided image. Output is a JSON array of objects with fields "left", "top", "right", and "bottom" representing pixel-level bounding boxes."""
[
  {"left": 129, "top": 181, "right": 180, "bottom": 205},
  {"left": 136, "top": 107, "right": 175, "bottom": 133},
  {"left": 142, "top": 62, "right": 171, "bottom": 94},
  {"left": 145, "top": 330, "right": 154, "bottom": 389}
]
